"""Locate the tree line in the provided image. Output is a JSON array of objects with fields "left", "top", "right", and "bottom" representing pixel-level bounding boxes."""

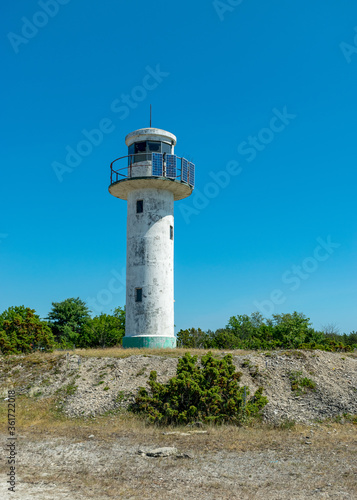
[
  {"left": 177, "top": 312, "right": 357, "bottom": 352},
  {"left": 0, "top": 298, "right": 125, "bottom": 355},
  {"left": 0, "top": 299, "right": 355, "bottom": 355}
]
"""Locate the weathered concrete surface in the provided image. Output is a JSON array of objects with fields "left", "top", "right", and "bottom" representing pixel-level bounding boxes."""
[
  {"left": 109, "top": 175, "right": 193, "bottom": 201},
  {"left": 125, "top": 188, "right": 174, "bottom": 341},
  {"left": 125, "top": 127, "right": 177, "bottom": 147}
]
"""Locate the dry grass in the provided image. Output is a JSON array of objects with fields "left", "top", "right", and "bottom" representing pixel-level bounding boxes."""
[
  {"left": 0, "top": 351, "right": 64, "bottom": 370},
  {"left": 0, "top": 394, "right": 355, "bottom": 453},
  {"left": 1, "top": 395, "right": 356, "bottom": 499},
  {"left": 2, "top": 346, "right": 355, "bottom": 362},
  {"left": 0, "top": 352, "right": 65, "bottom": 394},
  {"left": 60, "top": 346, "right": 357, "bottom": 359},
  {"left": 72, "top": 346, "right": 254, "bottom": 359}
]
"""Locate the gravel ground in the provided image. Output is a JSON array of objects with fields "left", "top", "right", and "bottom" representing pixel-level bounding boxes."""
[
  {"left": 2, "top": 350, "right": 355, "bottom": 424},
  {"left": 0, "top": 424, "right": 356, "bottom": 499}
]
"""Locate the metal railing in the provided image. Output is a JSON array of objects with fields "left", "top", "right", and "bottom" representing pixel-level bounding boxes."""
[{"left": 110, "top": 153, "right": 195, "bottom": 187}]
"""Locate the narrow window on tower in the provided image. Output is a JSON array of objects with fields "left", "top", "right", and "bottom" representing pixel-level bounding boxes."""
[
  {"left": 170, "top": 225, "right": 173, "bottom": 240},
  {"left": 136, "top": 200, "right": 143, "bottom": 213},
  {"left": 135, "top": 288, "right": 143, "bottom": 302}
]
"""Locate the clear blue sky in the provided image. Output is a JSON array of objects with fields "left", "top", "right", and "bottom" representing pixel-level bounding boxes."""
[{"left": 1, "top": 0, "right": 356, "bottom": 334}]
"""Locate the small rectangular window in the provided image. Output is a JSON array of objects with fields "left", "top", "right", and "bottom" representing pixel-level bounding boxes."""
[
  {"left": 134, "top": 141, "right": 147, "bottom": 162},
  {"left": 134, "top": 141, "right": 146, "bottom": 153},
  {"left": 147, "top": 141, "right": 161, "bottom": 152},
  {"left": 162, "top": 142, "right": 172, "bottom": 155},
  {"left": 170, "top": 225, "right": 173, "bottom": 240},
  {"left": 135, "top": 288, "right": 142, "bottom": 302},
  {"left": 128, "top": 144, "right": 135, "bottom": 165},
  {"left": 136, "top": 200, "right": 143, "bottom": 213}
]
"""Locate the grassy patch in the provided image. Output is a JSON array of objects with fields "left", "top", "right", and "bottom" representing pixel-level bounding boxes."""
[
  {"left": 135, "top": 367, "right": 146, "bottom": 377},
  {"left": 276, "top": 419, "right": 296, "bottom": 430},
  {"left": 289, "top": 371, "right": 316, "bottom": 395},
  {"left": 115, "top": 391, "right": 126, "bottom": 403},
  {"left": 331, "top": 413, "right": 357, "bottom": 425},
  {"left": 64, "top": 382, "right": 78, "bottom": 396},
  {"left": 241, "top": 359, "right": 252, "bottom": 368},
  {"left": 241, "top": 359, "right": 259, "bottom": 377}
]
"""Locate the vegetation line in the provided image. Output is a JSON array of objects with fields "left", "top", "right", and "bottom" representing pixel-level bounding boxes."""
[{"left": 0, "top": 299, "right": 356, "bottom": 355}]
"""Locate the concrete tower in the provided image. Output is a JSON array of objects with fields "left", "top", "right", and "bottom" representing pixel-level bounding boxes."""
[{"left": 109, "top": 127, "right": 195, "bottom": 348}]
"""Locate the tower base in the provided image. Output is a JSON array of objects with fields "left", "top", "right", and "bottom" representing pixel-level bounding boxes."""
[{"left": 122, "top": 336, "right": 176, "bottom": 349}]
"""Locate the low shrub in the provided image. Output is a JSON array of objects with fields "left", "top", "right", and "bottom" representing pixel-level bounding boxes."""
[{"left": 130, "top": 352, "right": 268, "bottom": 425}]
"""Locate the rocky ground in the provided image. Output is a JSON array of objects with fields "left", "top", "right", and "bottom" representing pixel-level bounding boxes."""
[
  {"left": 1, "top": 349, "right": 356, "bottom": 424},
  {"left": 0, "top": 349, "right": 356, "bottom": 499},
  {"left": 0, "top": 421, "right": 356, "bottom": 499}
]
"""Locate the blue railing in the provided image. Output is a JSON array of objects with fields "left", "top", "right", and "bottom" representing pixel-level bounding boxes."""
[{"left": 110, "top": 153, "right": 195, "bottom": 188}]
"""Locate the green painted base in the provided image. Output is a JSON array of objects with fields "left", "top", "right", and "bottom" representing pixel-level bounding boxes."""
[{"left": 122, "top": 336, "right": 176, "bottom": 349}]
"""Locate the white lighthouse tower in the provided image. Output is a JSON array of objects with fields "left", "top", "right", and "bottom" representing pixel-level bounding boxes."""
[{"left": 109, "top": 126, "right": 195, "bottom": 348}]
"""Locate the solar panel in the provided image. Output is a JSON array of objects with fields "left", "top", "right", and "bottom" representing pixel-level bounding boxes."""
[
  {"left": 152, "top": 153, "right": 163, "bottom": 176},
  {"left": 188, "top": 162, "right": 195, "bottom": 188},
  {"left": 166, "top": 154, "right": 177, "bottom": 179},
  {"left": 181, "top": 158, "right": 188, "bottom": 183}
]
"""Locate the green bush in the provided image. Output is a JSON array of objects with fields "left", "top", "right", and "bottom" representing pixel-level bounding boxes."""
[
  {"left": 0, "top": 306, "right": 55, "bottom": 355},
  {"left": 130, "top": 352, "right": 268, "bottom": 425}
]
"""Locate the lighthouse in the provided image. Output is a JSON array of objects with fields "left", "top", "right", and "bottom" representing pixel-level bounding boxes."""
[{"left": 109, "top": 126, "right": 195, "bottom": 348}]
